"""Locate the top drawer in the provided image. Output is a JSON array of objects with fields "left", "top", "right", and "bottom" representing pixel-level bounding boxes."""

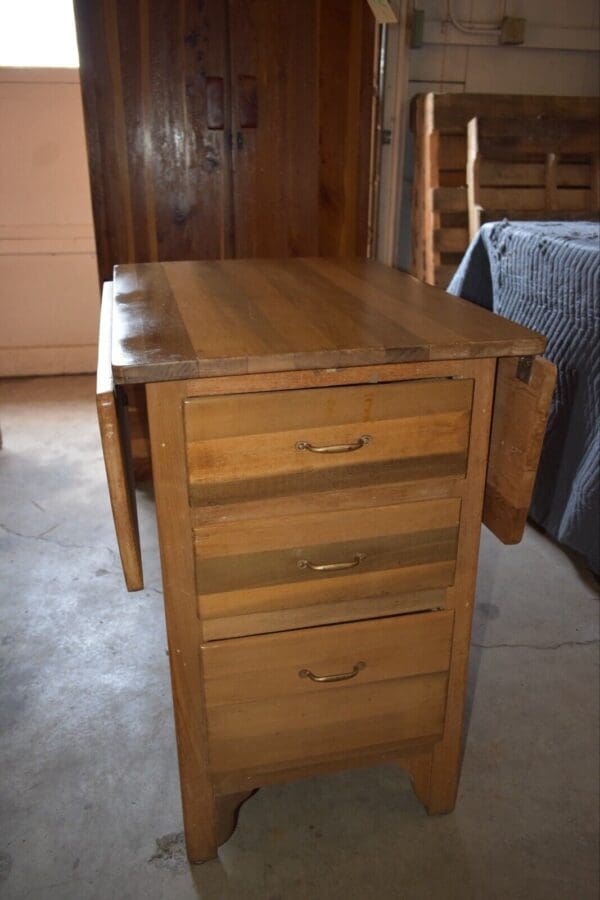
[{"left": 184, "top": 378, "right": 473, "bottom": 507}]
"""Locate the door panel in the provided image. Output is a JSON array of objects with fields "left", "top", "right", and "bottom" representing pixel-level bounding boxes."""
[
  {"left": 318, "top": 0, "right": 376, "bottom": 255},
  {"left": 228, "top": 0, "right": 375, "bottom": 258},
  {"left": 228, "top": 0, "right": 320, "bottom": 257},
  {"left": 74, "top": 0, "right": 233, "bottom": 282}
]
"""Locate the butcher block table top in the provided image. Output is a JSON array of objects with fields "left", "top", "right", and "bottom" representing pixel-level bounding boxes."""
[{"left": 110, "top": 257, "right": 546, "bottom": 384}]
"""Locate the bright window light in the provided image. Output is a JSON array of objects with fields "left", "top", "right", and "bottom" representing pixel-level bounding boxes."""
[{"left": 0, "top": 0, "right": 79, "bottom": 67}]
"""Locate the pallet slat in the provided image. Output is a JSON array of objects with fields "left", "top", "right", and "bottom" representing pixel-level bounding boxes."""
[
  {"left": 478, "top": 186, "right": 591, "bottom": 211},
  {"left": 434, "top": 228, "right": 469, "bottom": 253},
  {"left": 433, "top": 187, "right": 468, "bottom": 213},
  {"left": 479, "top": 161, "right": 593, "bottom": 188}
]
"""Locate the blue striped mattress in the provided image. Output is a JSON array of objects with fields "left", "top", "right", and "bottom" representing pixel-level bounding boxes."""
[{"left": 448, "top": 220, "right": 599, "bottom": 573}]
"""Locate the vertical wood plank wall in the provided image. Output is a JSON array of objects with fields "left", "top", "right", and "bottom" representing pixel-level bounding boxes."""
[
  {"left": 74, "top": 0, "right": 377, "bottom": 283},
  {"left": 74, "top": 0, "right": 233, "bottom": 280}
]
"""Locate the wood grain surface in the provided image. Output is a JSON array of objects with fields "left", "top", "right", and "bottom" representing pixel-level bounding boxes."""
[
  {"left": 74, "top": 0, "right": 233, "bottom": 278},
  {"left": 484, "top": 355, "right": 557, "bottom": 544},
  {"left": 410, "top": 92, "right": 600, "bottom": 287},
  {"left": 467, "top": 115, "right": 600, "bottom": 240},
  {"left": 195, "top": 498, "right": 459, "bottom": 639},
  {"left": 201, "top": 610, "right": 454, "bottom": 779},
  {"left": 111, "top": 257, "right": 546, "bottom": 382},
  {"left": 145, "top": 379, "right": 219, "bottom": 863},
  {"left": 96, "top": 282, "right": 143, "bottom": 591},
  {"left": 130, "top": 356, "right": 504, "bottom": 856},
  {"left": 184, "top": 378, "right": 472, "bottom": 505},
  {"left": 419, "top": 357, "right": 496, "bottom": 814},
  {"left": 74, "top": 0, "right": 375, "bottom": 283}
]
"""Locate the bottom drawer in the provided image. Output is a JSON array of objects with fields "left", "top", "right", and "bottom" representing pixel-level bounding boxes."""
[{"left": 202, "top": 610, "right": 454, "bottom": 782}]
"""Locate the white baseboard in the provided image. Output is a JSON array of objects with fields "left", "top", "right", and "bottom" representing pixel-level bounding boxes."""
[{"left": 0, "top": 344, "right": 97, "bottom": 377}]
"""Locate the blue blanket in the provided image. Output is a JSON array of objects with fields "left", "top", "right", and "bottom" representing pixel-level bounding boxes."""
[{"left": 448, "top": 221, "right": 600, "bottom": 573}]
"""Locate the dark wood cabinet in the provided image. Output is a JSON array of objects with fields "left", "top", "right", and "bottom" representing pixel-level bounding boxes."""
[{"left": 74, "top": 0, "right": 377, "bottom": 282}]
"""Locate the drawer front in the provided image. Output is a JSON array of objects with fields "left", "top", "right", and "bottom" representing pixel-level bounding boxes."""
[
  {"left": 202, "top": 610, "right": 454, "bottom": 779},
  {"left": 196, "top": 497, "right": 460, "bottom": 639},
  {"left": 184, "top": 379, "right": 473, "bottom": 506}
]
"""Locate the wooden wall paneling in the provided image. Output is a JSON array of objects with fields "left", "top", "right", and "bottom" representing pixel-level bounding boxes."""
[
  {"left": 318, "top": 0, "right": 377, "bottom": 256},
  {"left": 228, "top": 0, "right": 320, "bottom": 258},
  {"left": 375, "top": 4, "right": 410, "bottom": 265},
  {"left": 228, "top": 0, "right": 375, "bottom": 258},
  {"left": 75, "top": 0, "right": 377, "bottom": 272},
  {"left": 74, "top": 0, "right": 131, "bottom": 284},
  {"left": 147, "top": 0, "right": 234, "bottom": 262},
  {"left": 74, "top": 0, "right": 234, "bottom": 284},
  {"left": 75, "top": 0, "right": 235, "bottom": 481}
]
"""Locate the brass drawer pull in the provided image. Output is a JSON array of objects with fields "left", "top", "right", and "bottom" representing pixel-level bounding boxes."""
[
  {"left": 297, "top": 553, "right": 366, "bottom": 572},
  {"left": 295, "top": 434, "right": 372, "bottom": 454},
  {"left": 299, "top": 661, "right": 366, "bottom": 683}
]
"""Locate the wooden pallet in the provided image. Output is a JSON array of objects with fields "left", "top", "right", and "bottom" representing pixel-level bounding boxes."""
[{"left": 410, "top": 93, "right": 600, "bottom": 289}]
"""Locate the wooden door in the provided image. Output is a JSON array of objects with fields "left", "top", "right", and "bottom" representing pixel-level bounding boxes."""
[
  {"left": 229, "top": 0, "right": 375, "bottom": 258},
  {"left": 75, "top": 0, "right": 376, "bottom": 279},
  {"left": 228, "top": 0, "right": 319, "bottom": 257},
  {"left": 74, "top": 0, "right": 234, "bottom": 283}
]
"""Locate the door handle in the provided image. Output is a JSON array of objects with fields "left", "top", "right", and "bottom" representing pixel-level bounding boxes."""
[
  {"left": 297, "top": 553, "right": 366, "bottom": 572},
  {"left": 206, "top": 77, "right": 224, "bottom": 130}
]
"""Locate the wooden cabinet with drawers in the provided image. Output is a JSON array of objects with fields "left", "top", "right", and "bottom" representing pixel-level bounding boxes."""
[{"left": 97, "top": 257, "right": 555, "bottom": 862}]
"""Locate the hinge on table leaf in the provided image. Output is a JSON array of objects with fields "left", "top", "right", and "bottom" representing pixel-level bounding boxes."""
[{"left": 516, "top": 356, "right": 534, "bottom": 384}]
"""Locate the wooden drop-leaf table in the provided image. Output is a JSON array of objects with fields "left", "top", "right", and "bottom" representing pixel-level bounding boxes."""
[{"left": 97, "top": 258, "right": 555, "bottom": 863}]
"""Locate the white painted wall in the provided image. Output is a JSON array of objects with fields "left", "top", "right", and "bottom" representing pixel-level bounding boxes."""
[
  {"left": 410, "top": 0, "right": 599, "bottom": 96},
  {"left": 395, "top": 0, "right": 600, "bottom": 265},
  {"left": 0, "top": 68, "right": 99, "bottom": 376}
]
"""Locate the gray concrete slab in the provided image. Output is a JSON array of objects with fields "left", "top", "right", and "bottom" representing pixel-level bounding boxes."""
[{"left": 0, "top": 375, "right": 598, "bottom": 900}]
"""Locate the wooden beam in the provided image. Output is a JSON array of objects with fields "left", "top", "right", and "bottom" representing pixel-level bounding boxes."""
[{"left": 366, "top": 0, "right": 400, "bottom": 24}]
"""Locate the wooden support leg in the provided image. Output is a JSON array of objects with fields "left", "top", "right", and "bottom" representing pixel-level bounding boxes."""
[
  {"left": 403, "top": 746, "right": 461, "bottom": 815},
  {"left": 147, "top": 381, "right": 220, "bottom": 864},
  {"left": 400, "top": 363, "right": 497, "bottom": 816},
  {"left": 426, "top": 738, "right": 464, "bottom": 814},
  {"left": 178, "top": 771, "right": 218, "bottom": 864}
]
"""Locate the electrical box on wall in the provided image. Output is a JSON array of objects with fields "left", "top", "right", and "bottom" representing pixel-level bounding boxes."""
[
  {"left": 410, "top": 9, "right": 425, "bottom": 48},
  {"left": 500, "top": 17, "right": 526, "bottom": 45}
]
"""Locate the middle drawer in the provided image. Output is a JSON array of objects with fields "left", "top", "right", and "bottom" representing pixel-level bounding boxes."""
[{"left": 195, "top": 496, "right": 460, "bottom": 640}]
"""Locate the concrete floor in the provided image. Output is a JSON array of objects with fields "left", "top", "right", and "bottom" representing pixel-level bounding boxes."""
[{"left": 0, "top": 374, "right": 598, "bottom": 900}]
